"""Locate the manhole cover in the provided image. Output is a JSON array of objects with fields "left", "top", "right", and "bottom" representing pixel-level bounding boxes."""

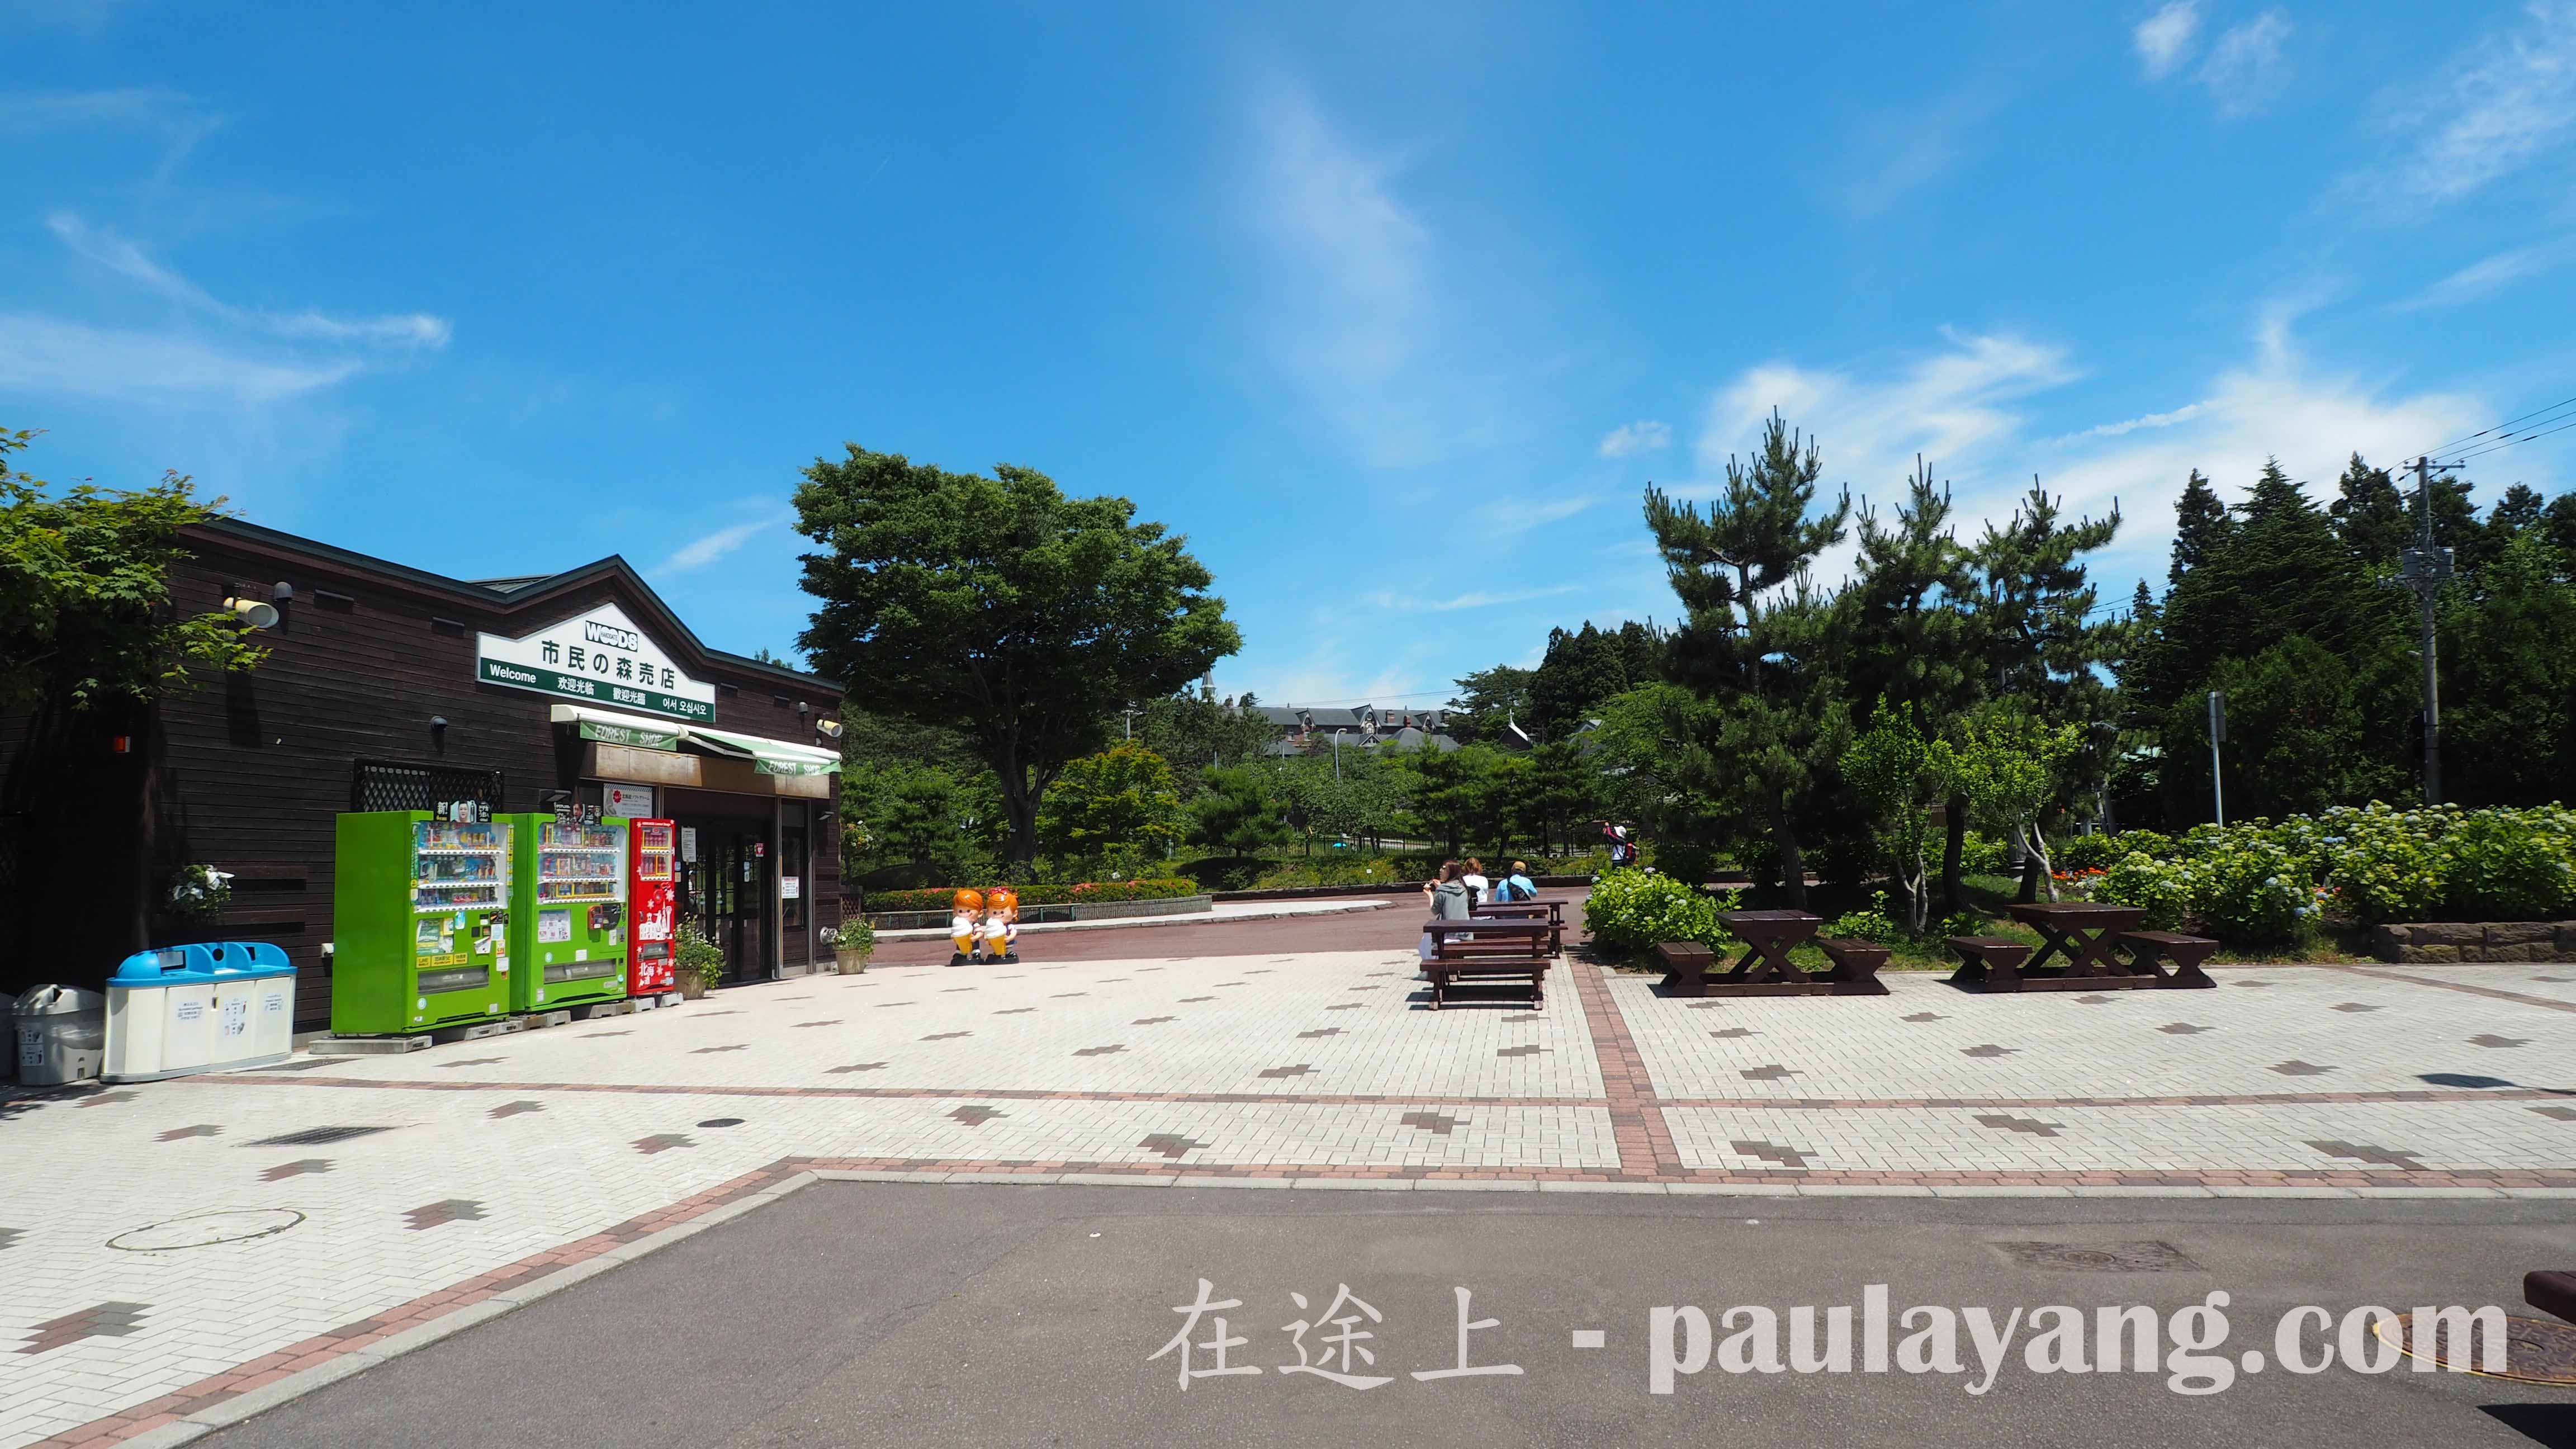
[
  {"left": 696, "top": 1117, "right": 744, "bottom": 1128},
  {"left": 110, "top": 1208, "right": 306, "bottom": 1252},
  {"left": 250, "top": 1126, "right": 396, "bottom": 1147},
  {"left": 1992, "top": 1240, "right": 2204, "bottom": 1272},
  {"left": 2380, "top": 1313, "right": 2576, "bottom": 1385}
]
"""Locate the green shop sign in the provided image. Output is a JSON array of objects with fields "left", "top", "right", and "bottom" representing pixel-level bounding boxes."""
[{"left": 475, "top": 603, "right": 717, "bottom": 723}]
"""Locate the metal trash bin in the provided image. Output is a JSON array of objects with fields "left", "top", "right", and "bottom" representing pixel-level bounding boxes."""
[
  {"left": 15, "top": 984, "right": 107, "bottom": 1087},
  {"left": 106, "top": 943, "right": 295, "bottom": 1082}
]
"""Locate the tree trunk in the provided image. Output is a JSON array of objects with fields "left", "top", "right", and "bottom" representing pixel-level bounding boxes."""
[
  {"left": 1000, "top": 772, "right": 1040, "bottom": 870},
  {"left": 2015, "top": 828, "right": 2043, "bottom": 903},
  {"left": 1940, "top": 795, "right": 1967, "bottom": 912},
  {"left": 1772, "top": 803, "right": 1807, "bottom": 911}
]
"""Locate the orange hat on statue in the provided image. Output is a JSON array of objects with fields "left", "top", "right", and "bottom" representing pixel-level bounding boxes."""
[{"left": 953, "top": 888, "right": 983, "bottom": 912}]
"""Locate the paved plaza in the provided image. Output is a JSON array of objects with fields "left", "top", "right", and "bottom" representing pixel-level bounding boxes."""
[{"left": 3, "top": 918, "right": 2574, "bottom": 1446}]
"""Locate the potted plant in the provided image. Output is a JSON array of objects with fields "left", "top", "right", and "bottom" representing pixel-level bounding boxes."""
[
  {"left": 674, "top": 922, "right": 726, "bottom": 1001},
  {"left": 827, "top": 919, "right": 875, "bottom": 975}
]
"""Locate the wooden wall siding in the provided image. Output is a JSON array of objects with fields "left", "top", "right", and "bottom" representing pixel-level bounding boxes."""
[{"left": 128, "top": 530, "right": 842, "bottom": 1029}]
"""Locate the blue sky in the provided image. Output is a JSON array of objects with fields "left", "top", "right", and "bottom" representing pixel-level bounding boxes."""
[{"left": 6, "top": 2, "right": 2574, "bottom": 710}]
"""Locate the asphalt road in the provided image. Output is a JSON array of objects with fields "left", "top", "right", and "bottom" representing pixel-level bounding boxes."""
[
  {"left": 197, "top": 1185, "right": 2576, "bottom": 1449},
  {"left": 869, "top": 888, "right": 1590, "bottom": 967}
]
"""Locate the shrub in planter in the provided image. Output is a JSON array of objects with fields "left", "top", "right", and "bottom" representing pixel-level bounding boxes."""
[
  {"left": 1583, "top": 869, "right": 1741, "bottom": 954},
  {"left": 674, "top": 921, "right": 726, "bottom": 998},
  {"left": 824, "top": 920, "right": 875, "bottom": 974}
]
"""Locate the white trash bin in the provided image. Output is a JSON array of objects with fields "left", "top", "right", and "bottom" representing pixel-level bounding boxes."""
[
  {"left": 106, "top": 943, "right": 294, "bottom": 1082},
  {"left": 15, "top": 984, "right": 106, "bottom": 1086}
]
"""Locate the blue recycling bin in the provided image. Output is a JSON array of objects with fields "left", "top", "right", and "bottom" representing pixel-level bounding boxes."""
[{"left": 105, "top": 941, "right": 297, "bottom": 1082}]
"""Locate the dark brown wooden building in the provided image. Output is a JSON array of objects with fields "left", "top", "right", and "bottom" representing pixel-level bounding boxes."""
[{"left": 0, "top": 517, "right": 845, "bottom": 1030}]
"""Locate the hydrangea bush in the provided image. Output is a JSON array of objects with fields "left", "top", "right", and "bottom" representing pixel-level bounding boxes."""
[
  {"left": 1583, "top": 869, "right": 1742, "bottom": 954},
  {"left": 2092, "top": 802, "right": 2574, "bottom": 945}
]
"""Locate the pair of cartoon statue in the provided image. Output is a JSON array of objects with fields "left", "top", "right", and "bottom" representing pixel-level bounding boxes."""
[{"left": 948, "top": 888, "right": 1019, "bottom": 965}]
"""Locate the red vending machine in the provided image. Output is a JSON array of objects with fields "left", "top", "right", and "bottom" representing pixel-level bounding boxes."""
[{"left": 628, "top": 818, "right": 678, "bottom": 996}]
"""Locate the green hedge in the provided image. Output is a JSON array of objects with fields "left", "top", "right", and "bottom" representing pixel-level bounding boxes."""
[
  {"left": 2090, "top": 802, "right": 2575, "bottom": 948},
  {"left": 866, "top": 878, "right": 1201, "bottom": 913}
]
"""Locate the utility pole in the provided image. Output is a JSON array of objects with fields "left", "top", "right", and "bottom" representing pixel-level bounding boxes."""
[
  {"left": 2398, "top": 456, "right": 2456, "bottom": 806},
  {"left": 2206, "top": 690, "right": 2225, "bottom": 827},
  {"left": 1120, "top": 704, "right": 1142, "bottom": 742}
]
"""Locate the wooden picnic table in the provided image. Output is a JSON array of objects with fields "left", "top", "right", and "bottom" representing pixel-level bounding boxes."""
[
  {"left": 1947, "top": 903, "right": 2217, "bottom": 992},
  {"left": 1471, "top": 898, "right": 1565, "bottom": 950},
  {"left": 1420, "top": 916, "right": 1553, "bottom": 1009},
  {"left": 1652, "top": 911, "right": 1890, "bottom": 997}
]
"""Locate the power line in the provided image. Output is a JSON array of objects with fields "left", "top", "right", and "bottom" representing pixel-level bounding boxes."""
[
  {"left": 2444, "top": 413, "right": 2576, "bottom": 466},
  {"left": 2413, "top": 392, "right": 2576, "bottom": 462}
]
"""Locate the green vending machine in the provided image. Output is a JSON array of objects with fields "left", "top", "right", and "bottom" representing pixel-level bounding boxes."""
[
  {"left": 499, "top": 813, "right": 631, "bottom": 1014},
  {"left": 331, "top": 812, "right": 514, "bottom": 1035}
]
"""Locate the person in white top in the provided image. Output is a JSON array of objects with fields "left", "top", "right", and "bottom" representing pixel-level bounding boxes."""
[{"left": 1459, "top": 859, "right": 1490, "bottom": 907}]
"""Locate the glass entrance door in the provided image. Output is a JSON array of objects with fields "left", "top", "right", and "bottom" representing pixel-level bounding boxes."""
[{"left": 677, "top": 819, "right": 770, "bottom": 983}]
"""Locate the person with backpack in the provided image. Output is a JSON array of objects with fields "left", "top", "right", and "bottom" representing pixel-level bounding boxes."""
[
  {"left": 1498, "top": 860, "right": 1538, "bottom": 902},
  {"left": 1418, "top": 860, "right": 1472, "bottom": 964}
]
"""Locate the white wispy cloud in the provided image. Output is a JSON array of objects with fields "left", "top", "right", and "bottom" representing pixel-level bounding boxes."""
[
  {"left": 2371, "top": 1, "right": 2576, "bottom": 200},
  {"left": 2048, "top": 401, "right": 2210, "bottom": 442},
  {"left": 2198, "top": 10, "right": 2291, "bottom": 116},
  {"left": 1597, "top": 420, "right": 1671, "bottom": 457},
  {"left": 1689, "top": 314, "right": 2493, "bottom": 600},
  {"left": 1362, "top": 583, "right": 1582, "bottom": 614},
  {"left": 1835, "top": 87, "right": 2005, "bottom": 218},
  {"left": 0, "top": 87, "right": 225, "bottom": 181},
  {"left": 660, "top": 510, "right": 792, "bottom": 573},
  {"left": 0, "top": 314, "right": 361, "bottom": 404},
  {"left": 2134, "top": 2, "right": 2202, "bottom": 79},
  {"left": 2397, "top": 242, "right": 2570, "bottom": 308},
  {"left": 48, "top": 212, "right": 451, "bottom": 348},
  {"left": 1240, "top": 74, "right": 1465, "bottom": 468}
]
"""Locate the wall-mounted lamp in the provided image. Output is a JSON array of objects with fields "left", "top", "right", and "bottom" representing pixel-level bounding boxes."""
[
  {"left": 539, "top": 788, "right": 572, "bottom": 807},
  {"left": 797, "top": 700, "right": 809, "bottom": 719},
  {"left": 224, "top": 595, "right": 281, "bottom": 630},
  {"left": 272, "top": 581, "right": 294, "bottom": 604},
  {"left": 430, "top": 716, "right": 448, "bottom": 731}
]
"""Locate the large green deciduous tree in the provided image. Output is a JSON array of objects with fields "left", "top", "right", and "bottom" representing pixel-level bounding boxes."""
[
  {"left": 794, "top": 449, "right": 1240, "bottom": 869},
  {"left": 1, "top": 429, "right": 266, "bottom": 714},
  {"left": 1, "top": 429, "right": 268, "bottom": 983},
  {"left": 1843, "top": 711, "right": 1960, "bottom": 931}
]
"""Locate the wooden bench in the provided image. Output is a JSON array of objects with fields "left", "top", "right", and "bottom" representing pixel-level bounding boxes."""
[
  {"left": 1422, "top": 918, "right": 1551, "bottom": 1010},
  {"left": 2117, "top": 930, "right": 2219, "bottom": 988},
  {"left": 1812, "top": 937, "right": 1892, "bottom": 996},
  {"left": 1946, "top": 936, "right": 2033, "bottom": 993},
  {"left": 1472, "top": 899, "right": 1564, "bottom": 950},
  {"left": 1654, "top": 930, "right": 1889, "bottom": 997},
  {"left": 1655, "top": 941, "right": 1717, "bottom": 997},
  {"left": 2530, "top": 1270, "right": 2576, "bottom": 1326}
]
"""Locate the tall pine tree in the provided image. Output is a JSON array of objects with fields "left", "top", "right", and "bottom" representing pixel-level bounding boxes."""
[{"left": 1643, "top": 410, "right": 1851, "bottom": 906}]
